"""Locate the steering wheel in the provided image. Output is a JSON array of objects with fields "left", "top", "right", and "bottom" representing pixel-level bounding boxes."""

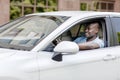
[{"left": 52, "top": 36, "right": 62, "bottom": 46}]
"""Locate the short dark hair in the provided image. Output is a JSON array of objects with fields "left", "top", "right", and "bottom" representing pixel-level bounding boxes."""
[{"left": 88, "top": 22, "right": 101, "bottom": 29}]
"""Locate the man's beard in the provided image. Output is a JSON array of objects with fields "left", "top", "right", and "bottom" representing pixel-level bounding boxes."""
[{"left": 86, "top": 34, "right": 97, "bottom": 41}]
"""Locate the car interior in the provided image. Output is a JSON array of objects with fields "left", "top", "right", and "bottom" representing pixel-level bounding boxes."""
[
  {"left": 44, "top": 18, "right": 107, "bottom": 52},
  {"left": 57, "top": 19, "right": 107, "bottom": 45}
]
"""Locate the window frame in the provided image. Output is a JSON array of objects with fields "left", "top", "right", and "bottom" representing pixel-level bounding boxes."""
[
  {"left": 110, "top": 17, "right": 120, "bottom": 46},
  {"left": 48, "top": 17, "right": 108, "bottom": 52}
]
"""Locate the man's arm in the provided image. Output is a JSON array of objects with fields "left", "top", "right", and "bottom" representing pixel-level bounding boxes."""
[{"left": 78, "top": 42, "right": 100, "bottom": 50}]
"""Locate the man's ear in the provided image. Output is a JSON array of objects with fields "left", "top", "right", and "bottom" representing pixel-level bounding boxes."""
[
  {"left": 94, "top": 30, "right": 98, "bottom": 34},
  {"left": 95, "top": 28, "right": 99, "bottom": 33},
  {"left": 96, "top": 30, "right": 99, "bottom": 33}
]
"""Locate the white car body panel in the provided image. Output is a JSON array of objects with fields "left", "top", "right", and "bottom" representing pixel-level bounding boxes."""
[
  {"left": 0, "top": 49, "right": 39, "bottom": 80},
  {"left": 38, "top": 47, "right": 120, "bottom": 80}
]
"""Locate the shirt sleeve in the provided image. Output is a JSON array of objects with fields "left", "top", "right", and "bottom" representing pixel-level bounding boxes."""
[
  {"left": 74, "top": 36, "right": 86, "bottom": 44},
  {"left": 93, "top": 39, "right": 104, "bottom": 48}
]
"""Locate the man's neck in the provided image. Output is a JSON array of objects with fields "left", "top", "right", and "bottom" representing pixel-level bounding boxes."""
[{"left": 87, "top": 36, "right": 97, "bottom": 42}]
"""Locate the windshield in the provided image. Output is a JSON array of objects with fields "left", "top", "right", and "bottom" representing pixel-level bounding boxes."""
[{"left": 0, "top": 15, "right": 69, "bottom": 51}]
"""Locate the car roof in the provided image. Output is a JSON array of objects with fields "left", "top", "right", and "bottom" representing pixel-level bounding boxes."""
[{"left": 27, "top": 11, "right": 120, "bottom": 17}]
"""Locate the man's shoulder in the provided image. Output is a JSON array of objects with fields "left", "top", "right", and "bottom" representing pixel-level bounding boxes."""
[
  {"left": 75, "top": 36, "right": 86, "bottom": 40},
  {"left": 95, "top": 37, "right": 103, "bottom": 42},
  {"left": 74, "top": 36, "right": 86, "bottom": 43},
  {"left": 93, "top": 37, "right": 104, "bottom": 48}
]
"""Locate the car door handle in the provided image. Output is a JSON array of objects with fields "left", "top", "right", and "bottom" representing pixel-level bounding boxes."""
[{"left": 103, "top": 54, "right": 117, "bottom": 61}]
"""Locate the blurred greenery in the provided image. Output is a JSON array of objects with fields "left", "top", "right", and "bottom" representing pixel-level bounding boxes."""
[
  {"left": 10, "top": 6, "right": 21, "bottom": 20},
  {"left": 117, "top": 32, "right": 120, "bottom": 44},
  {"left": 24, "top": 7, "right": 33, "bottom": 14},
  {"left": 10, "top": 0, "right": 57, "bottom": 20},
  {"left": 80, "top": 3, "right": 87, "bottom": 11},
  {"left": 93, "top": 2, "right": 99, "bottom": 11}
]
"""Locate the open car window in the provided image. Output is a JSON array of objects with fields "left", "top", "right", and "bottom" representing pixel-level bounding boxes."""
[{"left": 44, "top": 18, "right": 106, "bottom": 52}]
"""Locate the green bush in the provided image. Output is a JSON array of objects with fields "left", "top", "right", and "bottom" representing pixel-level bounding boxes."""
[
  {"left": 10, "top": 6, "right": 21, "bottom": 20},
  {"left": 117, "top": 32, "right": 120, "bottom": 43},
  {"left": 10, "top": 0, "right": 57, "bottom": 20}
]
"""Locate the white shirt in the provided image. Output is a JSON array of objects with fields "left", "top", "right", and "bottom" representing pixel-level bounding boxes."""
[{"left": 74, "top": 36, "right": 104, "bottom": 48}]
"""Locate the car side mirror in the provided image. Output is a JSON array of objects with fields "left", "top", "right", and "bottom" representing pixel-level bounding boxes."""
[{"left": 52, "top": 41, "right": 79, "bottom": 61}]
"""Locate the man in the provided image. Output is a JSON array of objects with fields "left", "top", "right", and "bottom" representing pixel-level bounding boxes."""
[{"left": 74, "top": 22, "right": 104, "bottom": 50}]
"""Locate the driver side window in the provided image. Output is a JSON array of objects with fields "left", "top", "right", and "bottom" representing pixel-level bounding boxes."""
[{"left": 45, "top": 18, "right": 106, "bottom": 52}]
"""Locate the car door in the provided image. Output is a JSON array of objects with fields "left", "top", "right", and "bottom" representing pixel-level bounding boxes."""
[
  {"left": 110, "top": 17, "right": 120, "bottom": 80},
  {"left": 37, "top": 47, "right": 119, "bottom": 80},
  {"left": 37, "top": 16, "right": 119, "bottom": 80}
]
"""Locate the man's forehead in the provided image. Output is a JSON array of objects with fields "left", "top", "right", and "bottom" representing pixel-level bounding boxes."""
[{"left": 87, "top": 23, "right": 99, "bottom": 28}]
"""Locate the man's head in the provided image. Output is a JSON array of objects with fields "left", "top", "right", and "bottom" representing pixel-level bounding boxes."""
[{"left": 85, "top": 22, "right": 100, "bottom": 41}]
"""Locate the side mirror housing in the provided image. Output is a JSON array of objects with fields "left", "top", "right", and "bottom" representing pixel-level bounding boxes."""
[
  {"left": 54, "top": 41, "right": 79, "bottom": 54},
  {"left": 52, "top": 41, "right": 79, "bottom": 61}
]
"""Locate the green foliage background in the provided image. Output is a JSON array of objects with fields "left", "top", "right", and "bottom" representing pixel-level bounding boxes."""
[
  {"left": 80, "top": 3, "right": 87, "bottom": 11},
  {"left": 117, "top": 32, "right": 120, "bottom": 44},
  {"left": 10, "top": 0, "right": 57, "bottom": 20}
]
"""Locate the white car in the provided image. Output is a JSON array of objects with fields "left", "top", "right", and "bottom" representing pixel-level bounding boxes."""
[{"left": 0, "top": 11, "right": 120, "bottom": 80}]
